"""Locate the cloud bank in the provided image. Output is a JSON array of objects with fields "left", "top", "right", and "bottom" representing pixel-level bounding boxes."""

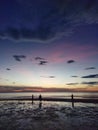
[
  {"left": 85, "top": 67, "right": 96, "bottom": 70},
  {"left": 0, "top": 0, "right": 98, "bottom": 42},
  {"left": 82, "top": 74, "right": 98, "bottom": 78},
  {"left": 40, "top": 76, "right": 55, "bottom": 78},
  {"left": 82, "top": 82, "right": 98, "bottom": 85},
  {"left": 66, "top": 83, "right": 79, "bottom": 85}
]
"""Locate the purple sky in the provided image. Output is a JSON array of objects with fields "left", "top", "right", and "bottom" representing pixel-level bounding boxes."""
[{"left": 0, "top": 0, "right": 98, "bottom": 92}]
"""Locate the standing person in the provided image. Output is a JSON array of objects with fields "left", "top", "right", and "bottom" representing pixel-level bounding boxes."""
[
  {"left": 39, "top": 94, "right": 42, "bottom": 101},
  {"left": 71, "top": 94, "right": 74, "bottom": 108},
  {"left": 39, "top": 94, "right": 42, "bottom": 108},
  {"left": 71, "top": 94, "right": 73, "bottom": 100}
]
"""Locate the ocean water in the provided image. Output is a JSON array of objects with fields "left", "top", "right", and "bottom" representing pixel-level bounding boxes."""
[{"left": 0, "top": 92, "right": 98, "bottom": 99}]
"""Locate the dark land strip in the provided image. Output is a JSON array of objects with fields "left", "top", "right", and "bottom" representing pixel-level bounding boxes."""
[{"left": 0, "top": 98, "right": 98, "bottom": 103}]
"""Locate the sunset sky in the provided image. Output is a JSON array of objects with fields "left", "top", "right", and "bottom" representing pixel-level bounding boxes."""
[{"left": 0, "top": 0, "right": 98, "bottom": 92}]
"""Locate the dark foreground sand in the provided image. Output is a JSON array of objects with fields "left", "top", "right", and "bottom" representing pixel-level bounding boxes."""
[{"left": 0, "top": 101, "right": 98, "bottom": 130}]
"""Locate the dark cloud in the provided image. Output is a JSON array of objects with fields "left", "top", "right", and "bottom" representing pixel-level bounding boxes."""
[
  {"left": 0, "top": 0, "right": 98, "bottom": 41},
  {"left": 66, "top": 83, "right": 78, "bottom": 85},
  {"left": 6, "top": 68, "right": 11, "bottom": 71},
  {"left": 71, "top": 76, "right": 78, "bottom": 78},
  {"left": 39, "top": 60, "right": 48, "bottom": 65},
  {"left": 6, "top": 27, "right": 20, "bottom": 40},
  {"left": 82, "top": 82, "right": 98, "bottom": 85},
  {"left": 35, "top": 57, "right": 48, "bottom": 65},
  {"left": 41, "top": 76, "right": 55, "bottom": 78},
  {"left": 5, "top": 27, "right": 52, "bottom": 41},
  {"left": 85, "top": 67, "right": 96, "bottom": 70},
  {"left": 13, "top": 55, "right": 26, "bottom": 62},
  {"left": 35, "top": 57, "right": 45, "bottom": 60},
  {"left": 82, "top": 74, "right": 98, "bottom": 78},
  {"left": 67, "top": 60, "right": 75, "bottom": 64},
  {"left": 49, "top": 76, "right": 55, "bottom": 78}
]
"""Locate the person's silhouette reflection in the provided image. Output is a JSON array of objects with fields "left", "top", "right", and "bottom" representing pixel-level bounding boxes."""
[{"left": 39, "top": 101, "right": 42, "bottom": 109}]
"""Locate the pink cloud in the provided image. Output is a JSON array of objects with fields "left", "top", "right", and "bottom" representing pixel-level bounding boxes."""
[
  {"left": 47, "top": 43, "right": 71, "bottom": 63},
  {"left": 70, "top": 44, "right": 98, "bottom": 61},
  {"left": 47, "top": 43, "right": 98, "bottom": 64}
]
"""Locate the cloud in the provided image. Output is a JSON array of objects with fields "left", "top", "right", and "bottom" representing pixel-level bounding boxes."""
[
  {"left": 67, "top": 60, "right": 75, "bottom": 64},
  {"left": 0, "top": 86, "right": 72, "bottom": 93},
  {"left": 66, "top": 83, "right": 78, "bottom": 85},
  {"left": 39, "top": 60, "right": 48, "bottom": 65},
  {"left": 4, "top": 27, "right": 53, "bottom": 41},
  {"left": 0, "top": 86, "right": 44, "bottom": 93},
  {"left": 82, "top": 82, "right": 98, "bottom": 85},
  {"left": 35, "top": 57, "right": 48, "bottom": 65},
  {"left": 13, "top": 55, "right": 26, "bottom": 62},
  {"left": 71, "top": 76, "right": 78, "bottom": 78},
  {"left": 85, "top": 67, "right": 96, "bottom": 70},
  {"left": 82, "top": 74, "right": 98, "bottom": 78},
  {"left": 35, "top": 57, "right": 45, "bottom": 60},
  {"left": 46, "top": 42, "right": 98, "bottom": 64},
  {"left": 6, "top": 68, "right": 11, "bottom": 71},
  {"left": 40, "top": 76, "right": 55, "bottom": 78},
  {"left": 0, "top": 0, "right": 98, "bottom": 41},
  {"left": 49, "top": 76, "right": 55, "bottom": 78}
]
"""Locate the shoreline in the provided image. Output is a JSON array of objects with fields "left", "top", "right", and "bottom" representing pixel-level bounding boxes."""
[{"left": 0, "top": 97, "right": 98, "bottom": 103}]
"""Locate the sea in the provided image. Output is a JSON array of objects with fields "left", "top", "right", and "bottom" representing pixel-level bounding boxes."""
[
  {"left": 0, "top": 92, "right": 98, "bottom": 99},
  {"left": 0, "top": 92, "right": 98, "bottom": 130}
]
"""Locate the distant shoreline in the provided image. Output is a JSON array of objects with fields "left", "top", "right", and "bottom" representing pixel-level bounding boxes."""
[{"left": 0, "top": 91, "right": 98, "bottom": 93}]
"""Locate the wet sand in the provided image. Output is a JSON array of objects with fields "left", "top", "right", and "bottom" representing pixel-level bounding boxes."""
[{"left": 0, "top": 101, "right": 98, "bottom": 130}]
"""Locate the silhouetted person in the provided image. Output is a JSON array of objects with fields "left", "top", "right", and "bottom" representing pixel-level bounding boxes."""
[
  {"left": 32, "top": 94, "right": 34, "bottom": 100},
  {"left": 71, "top": 94, "right": 74, "bottom": 108},
  {"left": 39, "top": 94, "right": 42, "bottom": 102},
  {"left": 71, "top": 94, "right": 73, "bottom": 100}
]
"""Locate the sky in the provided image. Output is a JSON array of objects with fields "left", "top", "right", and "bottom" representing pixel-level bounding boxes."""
[{"left": 0, "top": 0, "right": 98, "bottom": 92}]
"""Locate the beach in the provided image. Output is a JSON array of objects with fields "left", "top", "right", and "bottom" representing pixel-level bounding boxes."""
[
  {"left": 0, "top": 100, "right": 98, "bottom": 130},
  {"left": 0, "top": 0, "right": 98, "bottom": 129}
]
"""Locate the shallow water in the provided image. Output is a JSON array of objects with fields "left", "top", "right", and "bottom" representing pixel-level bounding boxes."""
[
  {"left": 0, "top": 92, "right": 98, "bottom": 99},
  {"left": 0, "top": 100, "right": 98, "bottom": 130}
]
